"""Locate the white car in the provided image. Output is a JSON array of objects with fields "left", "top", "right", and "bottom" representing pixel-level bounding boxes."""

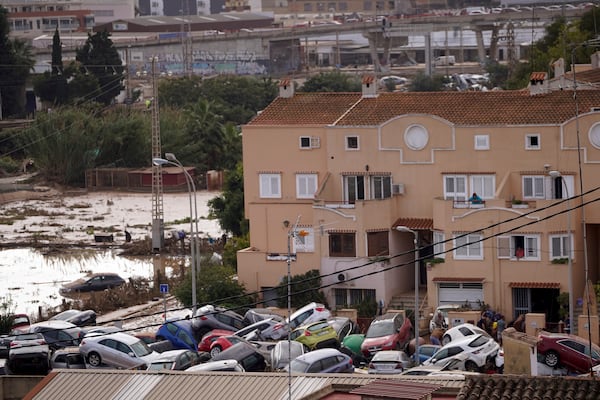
[
  {"left": 186, "top": 359, "right": 245, "bottom": 372},
  {"left": 379, "top": 75, "right": 409, "bottom": 89},
  {"left": 429, "top": 304, "right": 461, "bottom": 332},
  {"left": 79, "top": 332, "right": 161, "bottom": 369},
  {"left": 423, "top": 334, "right": 500, "bottom": 372},
  {"left": 441, "top": 323, "right": 490, "bottom": 345},
  {"left": 273, "top": 302, "right": 332, "bottom": 333}
]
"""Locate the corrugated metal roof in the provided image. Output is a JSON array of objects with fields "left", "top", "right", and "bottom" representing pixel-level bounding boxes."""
[
  {"left": 25, "top": 370, "right": 465, "bottom": 400},
  {"left": 350, "top": 380, "right": 441, "bottom": 399}
]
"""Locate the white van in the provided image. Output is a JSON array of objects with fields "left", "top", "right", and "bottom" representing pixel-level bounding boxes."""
[{"left": 434, "top": 56, "right": 456, "bottom": 66}]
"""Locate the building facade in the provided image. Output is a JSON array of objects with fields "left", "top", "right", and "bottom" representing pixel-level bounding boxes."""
[{"left": 238, "top": 73, "right": 600, "bottom": 329}]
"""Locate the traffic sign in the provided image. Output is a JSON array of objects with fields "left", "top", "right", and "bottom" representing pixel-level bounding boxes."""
[{"left": 160, "top": 284, "right": 169, "bottom": 294}]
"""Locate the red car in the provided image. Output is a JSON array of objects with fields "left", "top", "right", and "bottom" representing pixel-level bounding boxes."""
[
  {"left": 209, "top": 335, "right": 246, "bottom": 357},
  {"left": 537, "top": 332, "right": 600, "bottom": 374},
  {"left": 361, "top": 312, "right": 413, "bottom": 358},
  {"left": 198, "top": 329, "right": 233, "bottom": 353}
]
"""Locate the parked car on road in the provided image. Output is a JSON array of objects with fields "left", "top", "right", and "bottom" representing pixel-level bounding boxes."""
[
  {"left": 156, "top": 320, "right": 198, "bottom": 351},
  {"left": 50, "top": 309, "right": 97, "bottom": 327},
  {"left": 79, "top": 332, "right": 161, "bottom": 369},
  {"left": 286, "top": 348, "right": 354, "bottom": 374},
  {"left": 290, "top": 320, "right": 339, "bottom": 351},
  {"left": 50, "top": 347, "right": 86, "bottom": 370},
  {"left": 361, "top": 312, "right": 413, "bottom": 358},
  {"left": 146, "top": 349, "right": 201, "bottom": 371},
  {"left": 537, "top": 331, "right": 600, "bottom": 374},
  {"left": 28, "top": 320, "right": 84, "bottom": 351},
  {"left": 441, "top": 323, "right": 490, "bottom": 345},
  {"left": 367, "top": 350, "right": 412, "bottom": 374},
  {"left": 59, "top": 273, "right": 126, "bottom": 296},
  {"left": 424, "top": 333, "right": 500, "bottom": 372},
  {"left": 191, "top": 305, "right": 247, "bottom": 337},
  {"left": 7, "top": 332, "right": 50, "bottom": 375}
]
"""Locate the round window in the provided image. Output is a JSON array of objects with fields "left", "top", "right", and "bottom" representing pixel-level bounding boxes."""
[
  {"left": 404, "top": 125, "right": 429, "bottom": 150},
  {"left": 589, "top": 122, "right": 600, "bottom": 149}
]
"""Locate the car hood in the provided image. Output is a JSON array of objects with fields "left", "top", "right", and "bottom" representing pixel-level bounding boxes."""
[
  {"left": 362, "top": 335, "right": 395, "bottom": 347},
  {"left": 140, "top": 351, "right": 163, "bottom": 365}
]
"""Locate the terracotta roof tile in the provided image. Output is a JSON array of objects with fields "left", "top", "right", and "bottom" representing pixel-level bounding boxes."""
[
  {"left": 249, "top": 90, "right": 600, "bottom": 127},
  {"left": 391, "top": 217, "right": 433, "bottom": 231},
  {"left": 457, "top": 375, "right": 600, "bottom": 400},
  {"left": 362, "top": 74, "right": 376, "bottom": 85},
  {"left": 530, "top": 72, "right": 547, "bottom": 81},
  {"left": 509, "top": 282, "right": 561, "bottom": 288}
]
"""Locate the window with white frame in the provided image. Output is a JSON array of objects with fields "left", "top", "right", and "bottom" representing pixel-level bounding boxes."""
[
  {"left": 433, "top": 231, "right": 445, "bottom": 259},
  {"left": 525, "top": 134, "right": 541, "bottom": 150},
  {"left": 299, "top": 136, "right": 320, "bottom": 149},
  {"left": 474, "top": 134, "right": 489, "bottom": 150},
  {"left": 497, "top": 235, "right": 540, "bottom": 260},
  {"left": 296, "top": 174, "right": 318, "bottom": 199},
  {"left": 371, "top": 176, "right": 392, "bottom": 199},
  {"left": 453, "top": 233, "right": 483, "bottom": 259},
  {"left": 444, "top": 175, "right": 467, "bottom": 200},
  {"left": 343, "top": 175, "right": 365, "bottom": 204},
  {"left": 345, "top": 136, "right": 359, "bottom": 150},
  {"left": 549, "top": 234, "right": 572, "bottom": 260},
  {"left": 523, "top": 176, "right": 545, "bottom": 199},
  {"left": 259, "top": 173, "right": 281, "bottom": 198},
  {"left": 470, "top": 175, "right": 495, "bottom": 199}
]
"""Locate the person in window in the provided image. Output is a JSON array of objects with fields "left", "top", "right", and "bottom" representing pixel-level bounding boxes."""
[
  {"left": 515, "top": 246, "right": 524, "bottom": 259},
  {"left": 468, "top": 192, "right": 483, "bottom": 204}
]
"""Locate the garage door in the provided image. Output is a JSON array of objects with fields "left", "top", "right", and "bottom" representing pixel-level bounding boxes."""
[{"left": 437, "top": 282, "right": 483, "bottom": 308}]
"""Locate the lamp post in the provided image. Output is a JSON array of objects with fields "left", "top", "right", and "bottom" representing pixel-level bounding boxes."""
[
  {"left": 548, "top": 170, "right": 573, "bottom": 335},
  {"left": 152, "top": 154, "right": 199, "bottom": 313},
  {"left": 396, "top": 226, "right": 419, "bottom": 363}
]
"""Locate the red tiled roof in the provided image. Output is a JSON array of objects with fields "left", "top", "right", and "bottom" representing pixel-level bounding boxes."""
[
  {"left": 457, "top": 375, "right": 600, "bottom": 400},
  {"left": 509, "top": 282, "right": 561, "bottom": 288},
  {"left": 248, "top": 90, "right": 600, "bottom": 126},
  {"left": 362, "top": 75, "right": 376, "bottom": 85},
  {"left": 350, "top": 379, "right": 441, "bottom": 399},
  {"left": 391, "top": 217, "right": 433, "bottom": 231},
  {"left": 564, "top": 68, "right": 600, "bottom": 86},
  {"left": 530, "top": 72, "right": 547, "bottom": 81}
]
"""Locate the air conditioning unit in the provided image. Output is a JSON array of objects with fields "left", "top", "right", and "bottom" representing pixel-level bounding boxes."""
[
  {"left": 337, "top": 272, "right": 347, "bottom": 282},
  {"left": 392, "top": 183, "right": 405, "bottom": 195}
]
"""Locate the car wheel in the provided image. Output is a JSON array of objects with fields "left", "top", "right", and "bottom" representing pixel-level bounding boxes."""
[
  {"left": 544, "top": 351, "right": 560, "bottom": 368},
  {"left": 210, "top": 345, "right": 222, "bottom": 358},
  {"left": 87, "top": 352, "right": 102, "bottom": 367},
  {"left": 441, "top": 335, "right": 451, "bottom": 346},
  {"left": 465, "top": 360, "right": 480, "bottom": 372}
]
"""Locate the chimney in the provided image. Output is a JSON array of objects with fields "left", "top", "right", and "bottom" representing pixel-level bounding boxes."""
[
  {"left": 279, "top": 77, "right": 294, "bottom": 98},
  {"left": 528, "top": 72, "right": 548, "bottom": 95},
  {"left": 361, "top": 74, "right": 377, "bottom": 98},
  {"left": 592, "top": 51, "right": 600, "bottom": 69},
  {"left": 553, "top": 58, "right": 564, "bottom": 77}
]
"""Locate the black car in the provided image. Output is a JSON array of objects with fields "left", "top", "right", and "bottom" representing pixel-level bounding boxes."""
[
  {"left": 49, "top": 309, "right": 97, "bottom": 327},
  {"left": 59, "top": 273, "right": 126, "bottom": 296},
  {"left": 211, "top": 341, "right": 268, "bottom": 372},
  {"left": 29, "top": 321, "right": 84, "bottom": 351}
]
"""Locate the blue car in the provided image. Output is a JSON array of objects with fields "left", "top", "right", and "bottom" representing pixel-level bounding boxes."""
[
  {"left": 286, "top": 348, "right": 355, "bottom": 374},
  {"left": 414, "top": 344, "right": 441, "bottom": 365},
  {"left": 156, "top": 320, "right": 198, "bottom": 351}
]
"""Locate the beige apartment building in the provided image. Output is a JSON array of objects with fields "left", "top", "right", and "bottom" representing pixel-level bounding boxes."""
[{"left": 238, "top": 71, "right": 600, "bottom": 329}]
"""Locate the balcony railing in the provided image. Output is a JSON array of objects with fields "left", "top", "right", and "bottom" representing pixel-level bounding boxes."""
[{"left": 453, "top": 200, "right": 486, "bottom": 209}]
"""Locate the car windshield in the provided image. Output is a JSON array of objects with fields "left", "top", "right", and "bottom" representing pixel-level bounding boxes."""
[
  {"left": 468, "top": 335, "right": 490, "bottom": 348},
  {"left": 288, "top": 358, "right": 310, "bottom": 373},
  {"left": 148, "top": 362, "right": 174, "bottom": 370},
  {"left": 366, "top": 320, "right": 395, "bottom": 338},
  {"left": 130, "top": 340, "right": 153, "bottom": 357}
]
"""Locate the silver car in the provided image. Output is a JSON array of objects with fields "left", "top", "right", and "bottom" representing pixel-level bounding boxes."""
[
  {"left": 79, "top": 332, "right": 161, "bottom": 369},
  {"left": 234, "top": 317, "right": 285, "bottom": 341}
]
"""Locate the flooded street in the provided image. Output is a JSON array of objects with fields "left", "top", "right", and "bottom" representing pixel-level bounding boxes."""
[{"left": 0, "top": 190, "right": 224, "bottom": 317}]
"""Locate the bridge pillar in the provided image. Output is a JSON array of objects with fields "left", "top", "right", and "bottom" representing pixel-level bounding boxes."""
[{"left": 474, "top": 27, "right": 486, "bottom": 65}]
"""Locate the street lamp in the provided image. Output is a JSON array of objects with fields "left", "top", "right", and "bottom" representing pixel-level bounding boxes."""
[
  {"left": 152, "top": 154, "right": 199, "bottom": 313},
  {"left": 395, "top": 225, "right": 419, "bottom": 363},
  {"left": 548, "top": 170, "right": 573, "bottom": 335}
]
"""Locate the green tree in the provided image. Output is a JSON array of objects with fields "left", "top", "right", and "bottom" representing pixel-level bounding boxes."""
[
  {"left": 94, "top": 109, "right": 150, "bottom": 167},
  {"left": 158, "top": 76, "right": 202, "bottom": 107},
  {"left": 76, "top": 30, "right": 124, "bottom": 105},
  {"left": 221, "top": 233, "right": 249, "bottom": 271},
  {"left": 33, "top": 28, "right": 68, "bottom": 105},
  {"left": 300, "top": 71, "right": 362, "bottom": 92},
  {"left": 0, "top": 296, "right": 15, "bottom": 334},
  {"left": 408, "top": 72, "right": 447, "bottom": 92},
  {"left": 208, "top": 162, "right": 247, "bottom": 236},
  {"left": 275, "top": 269, "right": 327, "bottom": 309},
  {"left": 173, "top": 260, "right": 254, "bottom": 312},
  {"left": 0, "top": 6, "right": 34, "bottom": 117}
]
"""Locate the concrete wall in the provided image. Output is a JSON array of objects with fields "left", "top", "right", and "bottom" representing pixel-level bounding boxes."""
[{"left": 0, "top": 376, "right": 44, "bottom": 400}]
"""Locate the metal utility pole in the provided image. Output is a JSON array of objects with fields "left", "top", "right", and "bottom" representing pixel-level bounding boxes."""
[{"left": 151, "top": 56, "right": 164, "bottom": 252}]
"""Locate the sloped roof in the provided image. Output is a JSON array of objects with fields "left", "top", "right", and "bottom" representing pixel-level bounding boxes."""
[
  {"left": 392, "top": 217, "right": 434, "bottom": 231},
  {"left": 456, "top": 375, "right": 600, "bottom": 400},
  {"left": 248, "top": 90, "right": 600, "bottom": 127},
  {"left": 564, "top": 68, "right": 600, "bottom": 88},
  {"left": 24, "top": 370, "right": 465, "bottom": 400}
]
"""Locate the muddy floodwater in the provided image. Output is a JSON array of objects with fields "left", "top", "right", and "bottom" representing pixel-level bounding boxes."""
[{"left": 0, "top": 190, "right": 223, "bottom": 316}]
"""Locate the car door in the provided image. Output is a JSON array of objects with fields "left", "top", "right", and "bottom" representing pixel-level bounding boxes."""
[
  {"left": 98, "top": 339, "right": 122, "bottom": 367},
  {"left": 559, "top": 339, "right": 588, "bottom": 372}
]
